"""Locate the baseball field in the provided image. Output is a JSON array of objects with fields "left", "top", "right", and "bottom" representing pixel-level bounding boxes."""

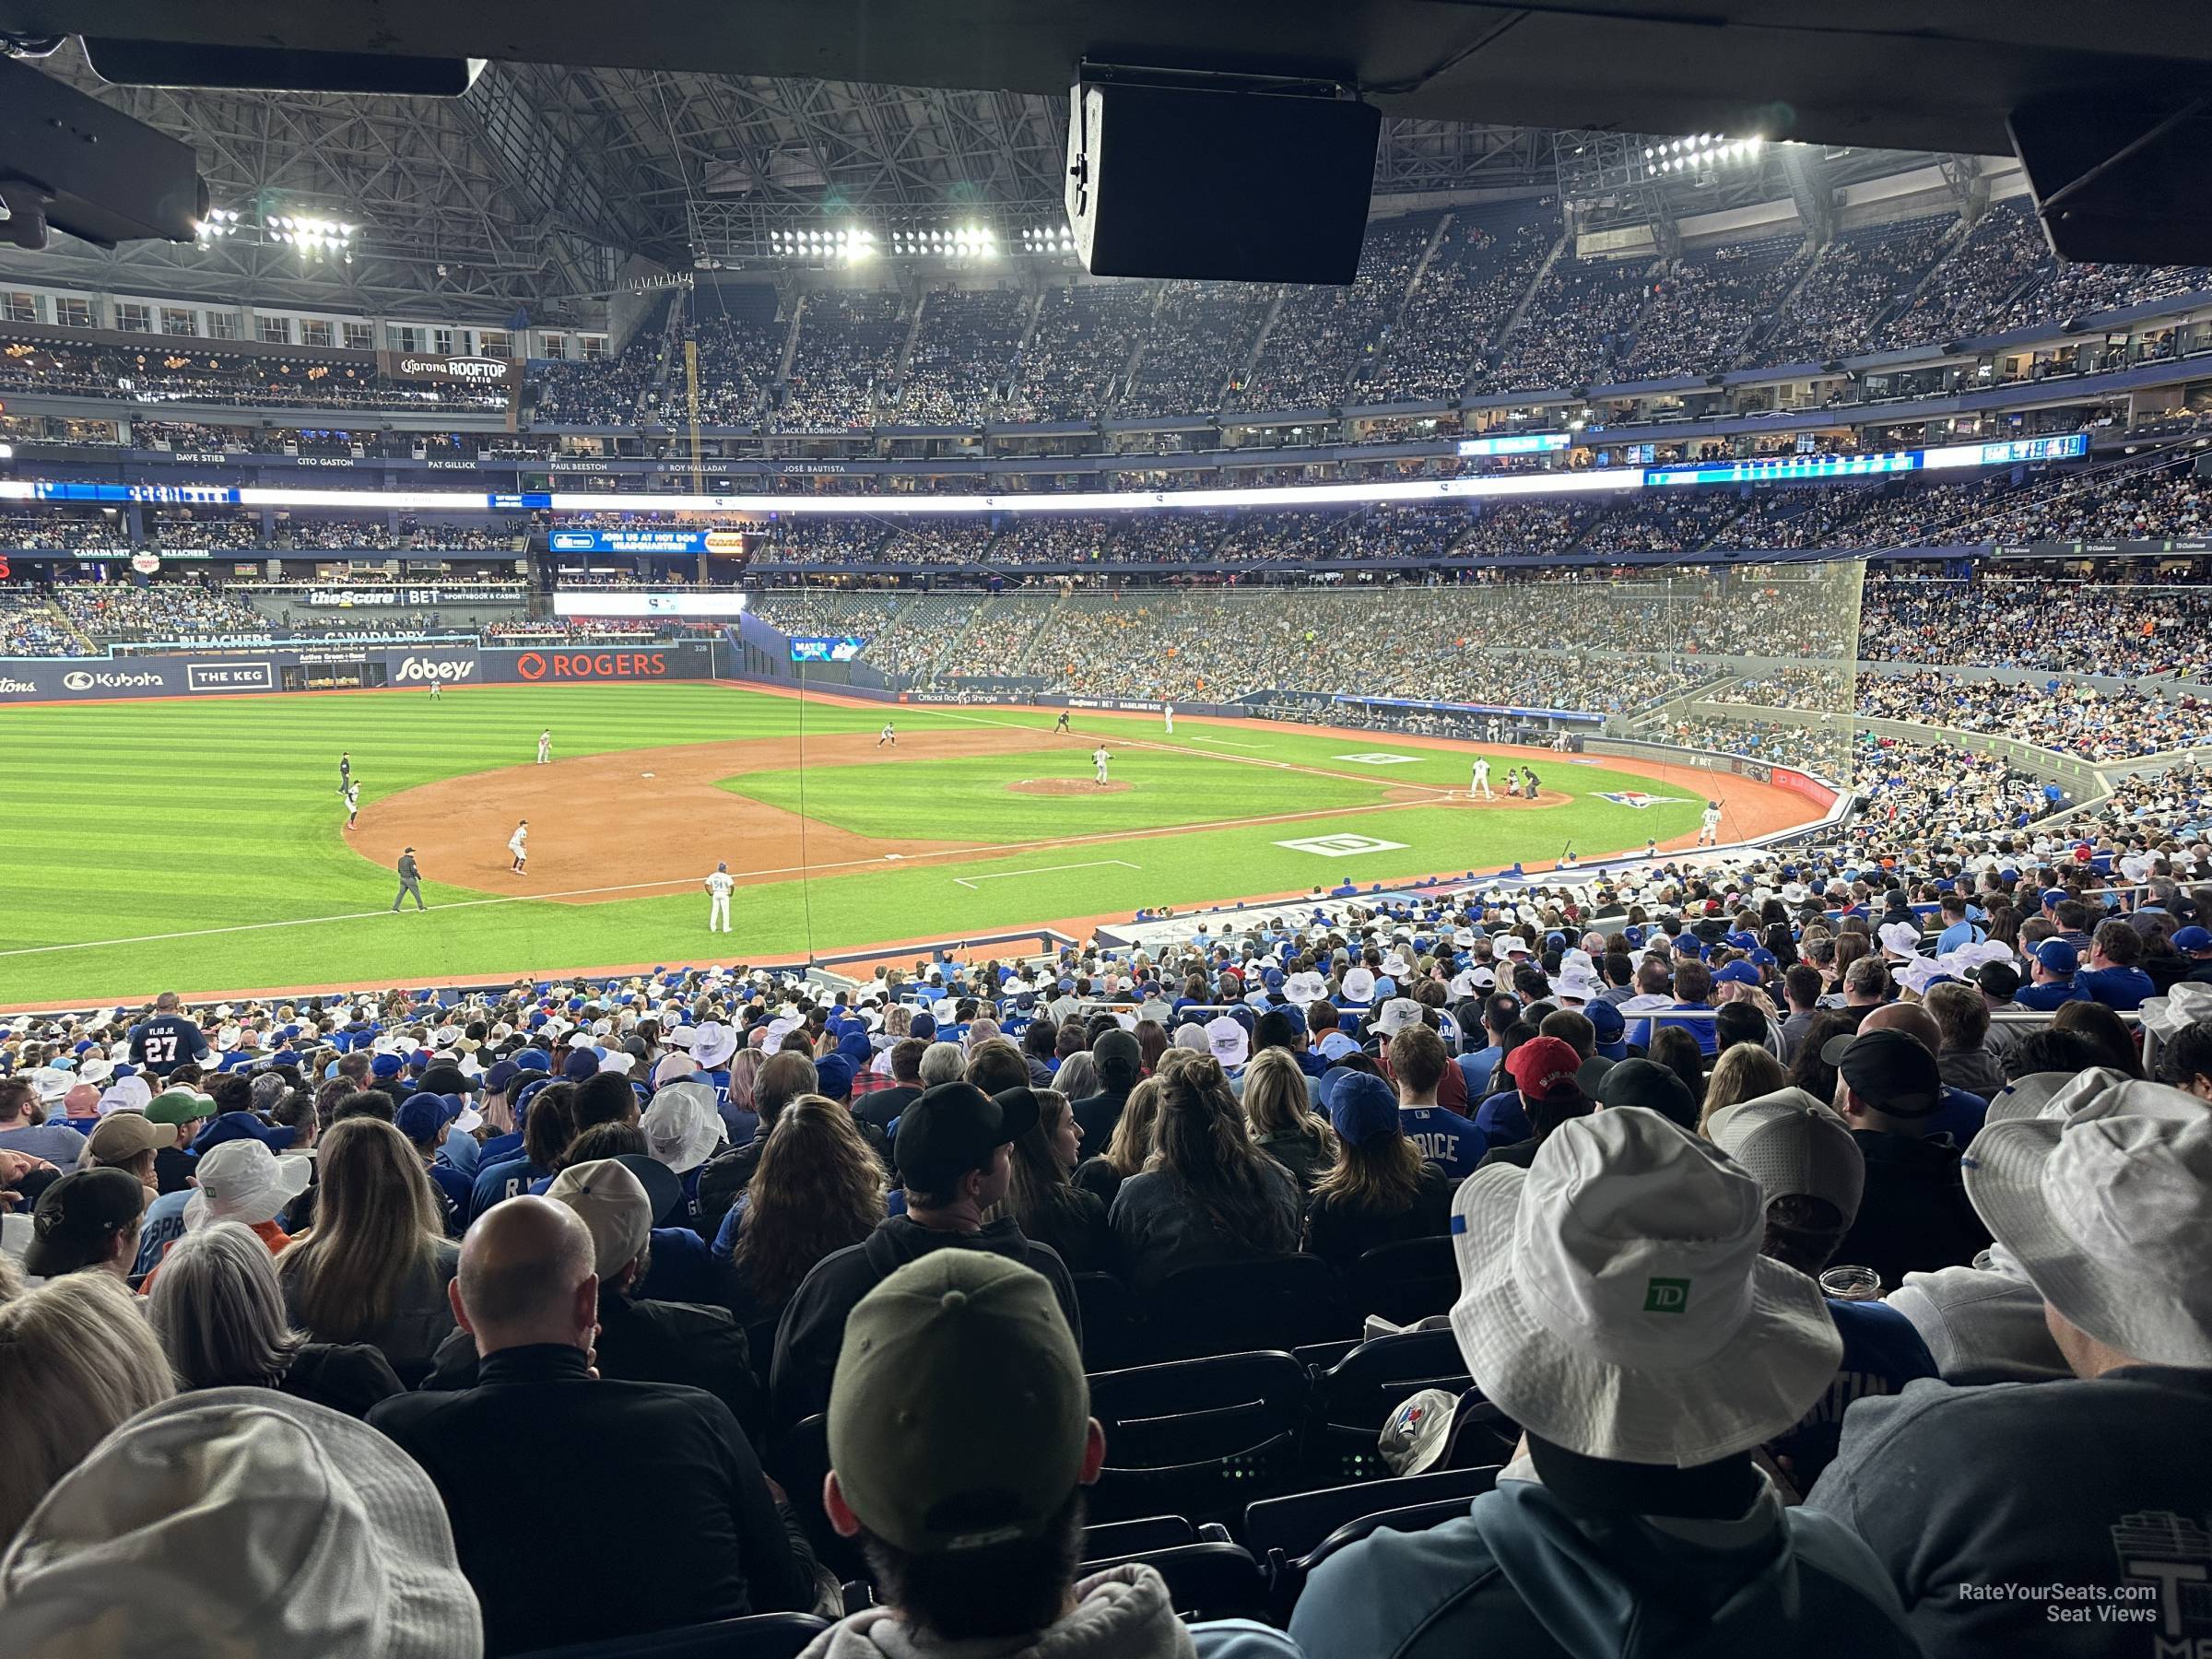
[{"left": 0, "top": 682, "right": 1814, "bottom": 1006}]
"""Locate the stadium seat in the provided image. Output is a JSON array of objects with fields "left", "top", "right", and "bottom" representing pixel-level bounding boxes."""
[
  {"left": 503, "top": 1611, "right": 830, "bottom": 1659},
  {"left": 1087, "top": 1350, "right": 1310, "bottom": 1524},
  {"left": 1072, "top": 1270, "right": 1147, "bottom": 1371},
  {"left": 1301, "top": 1327, "right": 1472, "bottom": 1484},
  {"left": 1244, "top": 1465, "right": 1502, "bottom": 1566},
  {"left": 1265, "top": 1492, "right": 1503, "bottom": 1618},
  {"left": 1080, "top": 1513, "right": 1210, "bottom": 1557},
  {"left": 1347, "top": 1235, "right": 1459, "bottom": 1327},
  {"left": 763, "top": 1416, "right": 865, "bottom": 1583},
  {"left": 1145, "top": 1255, "right": 1354, "bottom": 1359}
]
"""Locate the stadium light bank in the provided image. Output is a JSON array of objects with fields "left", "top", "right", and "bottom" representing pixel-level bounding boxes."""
[{"left": 0, "top": 435, "right": 2084, "bottom": 518}]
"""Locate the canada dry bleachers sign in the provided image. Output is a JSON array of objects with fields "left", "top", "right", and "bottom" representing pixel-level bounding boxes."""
[{"left": 0, "top": 640, "right": 721, "bottom": 701}]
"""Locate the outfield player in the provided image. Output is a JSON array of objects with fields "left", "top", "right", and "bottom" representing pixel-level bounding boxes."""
[
  {"left": 536, "top": 729, "right": 552, "bottom": 765},
  {"left": 1470, "top": 757, "right": 1492, "bottom": 800},
  {"left": 1162, "top": 701, "right": 1175, "bottom": 735},
  {"left": 429, "top": 678, "right": 441, "bottom": 701},
  {"left": 392, "top": 847, "right": 427, "bottom": 912},
  {"left": 877, "top": 721, "right": 896, "bottom": 747},
  {"left": 509, "top": 819, "right": 529, "bottom": 875},
  {"left": 1699, "top": 799, "right": 1724, "bottom": 847},
  {"left": 1092, "top": 745, "right": 1112, "bottom": 786},
  {"left": 705, "top": 861, "right": 735, "bottom": 934},
  {"left": 344, "top": 780, "right": 360, "bottom": 829},
  {"left": 1053, "top": 709, "right": 1071, "bottom": 733}
]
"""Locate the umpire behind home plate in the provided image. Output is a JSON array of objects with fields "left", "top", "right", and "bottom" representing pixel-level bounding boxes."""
[{"left": 393, "top": 846, "right": 428, "bottom": 912}]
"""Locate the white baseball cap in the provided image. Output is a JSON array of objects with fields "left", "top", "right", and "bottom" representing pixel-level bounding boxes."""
[
  {"left": 1963, "top": 1086, "right": 2212, "bottom": 1367},
  {"left": 1448, "top": 1108, "right": 1841, "bottom": 1465},
  {"left": 1203, "top": 1016, "right": 1250, "bottom": 1068},
  {"left": 1374, "top": 997, "right": 1425, "bottom": 1039},
  {"left": 0, "top": 1390, "right": 480, "bottom": 1657},
  {"left": 546, "top": 1158, "right": 652, "bottom": 1280}
]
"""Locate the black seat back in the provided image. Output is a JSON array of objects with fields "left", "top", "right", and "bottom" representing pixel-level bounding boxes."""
[
  {"left": 1088, "top": 1349, "right": 1309, "bottom": 1524},
  {"left": 1347, "top": 1235, "right": 1459, "bottom": 1328},
  {"left": 1147, "top": 1255, "right": 1352, "bottom": 1359},
  {"left": 1072, "top": 1270, "right": 1145, "bottom": 1371},
  {"left": 1245, "top": 1465, "right": 1501, "bottom": 1564},
  {"left": 765, "top": 1415, "right": 865, "bottom": 1583},
  {"left": 1303, "top": 1327, "right": 1471, "bottom": 1484},
  {"left": 1076, "top": 1542, "right": 1271, "bottom": 1622},
  {"left": 505, "top": 1612, "right": 830, "bottom": 1659}
]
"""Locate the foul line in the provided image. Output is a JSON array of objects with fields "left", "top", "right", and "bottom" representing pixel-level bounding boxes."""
[
  {"left": 1185, "top": 735, "right": 1266, "bottom": 749},
  {"left": 952, "top": 859, "right": 1140, "bottom": 889}
]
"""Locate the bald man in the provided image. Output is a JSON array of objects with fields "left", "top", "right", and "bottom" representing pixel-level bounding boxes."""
[
  {"left": 370, "top": 1197, "right": 815, "bottom": 1655},
  {"left": 1856, "top": 1000, "right": 1989, "bottom": 1144}
]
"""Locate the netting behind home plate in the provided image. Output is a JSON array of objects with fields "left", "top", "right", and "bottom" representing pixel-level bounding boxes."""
[{"left": 745, "top": 561, "right": 1865, "bottom": 779}]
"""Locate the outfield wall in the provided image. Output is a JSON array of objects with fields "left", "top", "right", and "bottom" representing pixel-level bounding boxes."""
[{"left": 0, "top": 640, "right": 724, "bottom": 703}]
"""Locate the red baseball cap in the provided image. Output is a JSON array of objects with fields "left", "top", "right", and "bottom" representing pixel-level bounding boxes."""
[{"left": 1504, "top": 1036, "right": 1585, "bottom": 1100}]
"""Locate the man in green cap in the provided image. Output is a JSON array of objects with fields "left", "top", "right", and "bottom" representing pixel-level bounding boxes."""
[
  {"left": 811, "top": 1251, "right": 1298, "bottom": 1657},
  {"left": 132, "top": 1087, "right": 218, "bottom": 1276}
]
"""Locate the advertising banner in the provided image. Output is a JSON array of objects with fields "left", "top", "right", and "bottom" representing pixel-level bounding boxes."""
[
  {"left": 376, "top": 351, "right": 521, "bottom": 392},
  {"left": 546, "top": 528, "right": 748, "bottom": 556},
  {"left": 478, "top": 641, "right": 718, "bottom": 685},
  {"left": 0, "top": 640, "right": 718, "bottom": 701}
]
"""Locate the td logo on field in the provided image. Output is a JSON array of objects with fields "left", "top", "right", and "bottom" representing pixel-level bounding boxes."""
[{"left": 1276, "top": 834, "right": 1410, "bottom": 858}]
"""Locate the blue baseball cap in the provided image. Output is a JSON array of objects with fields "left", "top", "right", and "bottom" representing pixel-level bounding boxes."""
[
  {"left": 1584, "top": 998, "right": 1626, "bottom": 1050},
  {"left": 1713, "top": 961, "right": 1763, "bottom": 987},
  {"left": 2175, "top": 926, "right": 2212, "bottom": 953},
  {"left": 561, "top": 1048, "right": 601, "bottom": 1082},
  {"left": 513, "top": 1048, "right": 551, "bottom": 1073},
  {"left": 1748, "top": 947, "right": 1779, "bottom": 968},
  {"left": 1324, "top": 1069, "right": 1399, "bottom": 1147},
  {"left": 814, "top": 1053, "right": 856, "bottom": 1100},
  {"left": 395, "top": 1091, "right": 459, "bottom": 1144},
  {"left": 190, "top": 1112, "right": 298, "bottom": 1155},
  {"left": 369, "top": 1053, "right": 405, "bottom": 1080},
  {"left": 2041, "top": 888, "right": 2071, "bottom": 910},
  {"left": 910, "top": 1013, "right": 937, "bottom": 1041},
  {"left": 482, "top": 1060, "right": 522, "bottom": 1096},
  {"left": 2033, "top": 939, "right": 2079, "bottom": 975}
]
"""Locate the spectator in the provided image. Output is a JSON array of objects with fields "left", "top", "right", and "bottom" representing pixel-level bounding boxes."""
[
  {"left": 144, "top": 1219, "right": 404, "bottom": 1418},
  {"left": 1004, "top": 1088, "right": 1113, "bottom": 1275},
  {"left": 0, "top": 1077, "right": 85, "bottom": 1166},
  {"left": 2081, "top": 919, "right": 2158, "bottom": 1011},
  {"left": 1924, "top": 982, "right": 2009, "bottom": 1099},
  {"left": 1808, "top": 1085, "right": 2212, "bottom": 1655},
  {"left": 21, "top": 1167, "right": 145, "bottom": 1283},
  {"left": 1592, "top": 1056, "right": 1699, "bottom": 1130},
  {"left": 0, "top": 1273, "right": 174, "bottom": 1547},
  {"left": 1823, "top": 1029, "right": 1992, "bottom": 1290},
  {"left": 1706, "top": 1088, "right": 1937, "bottom": 1481},
  {"left": 1779, "top": 964, "right": 1826, "bottom": 1063},
  {"left": 1698, "top": 1045, "right": 1791, "bottom": 1131},
  {"left": 813, "top": 1251, "right": 1297, "bottom": 1657},
  {"left": 370, "top": 1195, "right": 816, "bottom": 1655},
  {"left": 276, "top": 1117, "right": 461, "bottom": 1374},
  {"left": 853, "top": 1038, "right": 925, "bottom": 1134},
  {"left": 1071, "top": 1074, "right": 1163, "bottom": 1209},
  {"left": 1304, "top": 1070, "right": 1455, "bottom": 1266},
  {"left": 1290, "top": 1109, "right": 1917, "bottom": 1659},
  {"left": 425, "top": 1159, "right": 758, "bottom": 1430},
  {"left": 724, "top": 1098, "right": 886, "bottom": 1327},
  {"left": 2017, "top": 939, "right": 2089, "bottom": 1011},
  {"left": 695, "top": 1051, "right": 818, "bottom": 1235},
  {"left": 2050, "top": 999, "right": 2147, "bottom": 1078},
  {"left": 1646, "top": 1025, "right": 1711, "bottom": 1113},
  {"left": 1109, "top": 1056, "right": 1300, "bottom": 1292},
  {"left": 1388, "top": 1024, "right": 1486, "bottom": 1181},
  {"left": 1476, "top": 1037, "right": 1594, "bottom": 1170},
  {"left": 771, "top": 1083, "right": 1077, "bottom": 1430},
  {"left": 2168, "top": 1020, "right": 2212, "bottom": 1100},
  {"left": 1241, "top": 1046, "right": 1334, "bottom": 1194},
  {"left": 1071, "top": 1028, "right": 1143, "bottom": 1149}
]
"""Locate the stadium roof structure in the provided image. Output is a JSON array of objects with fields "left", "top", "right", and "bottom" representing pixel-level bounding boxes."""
[{"left": 3, "top": 2, "right": 2207, "bottom": 316}]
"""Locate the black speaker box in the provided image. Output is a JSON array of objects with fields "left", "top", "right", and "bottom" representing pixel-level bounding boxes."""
[{"left": 1065, "top": 78, "right": 1381, "bottom": 286}]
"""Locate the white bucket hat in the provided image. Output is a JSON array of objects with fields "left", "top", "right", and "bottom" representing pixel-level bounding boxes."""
[
  {"left": 0, "top": 1390, "right": 480, "bottom": 1658},
  {"left": 688, "top": 1021, "right": 737, "bottom": 1069},
  {"left": 1448, "top": 1107, "right": 1841, "bottom": 1465},
  {"left": 1283, "top": 971, "right": 1327, "bottom": 1004},
  {"left": 1204, "top": 1015, "right": 1249, "bottom": 1068},
  {"left": 1877, "top": 920, "right": 1924, "bottom": 959},
  {"left": 1962, "top": 1088, "right": 2212, "bottom": 1367},
  {"left": 183, "top": 1140, "right": 313, "bottom": 1230},
  {"left": 641, "top": 1080, "right": 724, "bottom": 1175},
  {"left": 1340, "top": 967, "right": 1376, "bottom": 1005},
  {"left": 1982, "top": 1066, "right": 2137, "bottom": 1126},
  {"left": 1703, "top": 1087, "right": 1865, "bottom": 1223},
  {"left": 96, "top": 1077, "right": 153, "bottom": 1118}
]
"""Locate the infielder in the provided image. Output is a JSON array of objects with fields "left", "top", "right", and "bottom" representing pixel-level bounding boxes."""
[
  {"left": 1470, "top": 757, "right": 1493, "bottom": 800},
  {"left": 1699, "top": 799, "right": 1724, "bottom": 847},
  {"left": 391, "top": 847, "right": 426, "bottom": 912},
  {"left": 338, "top": 751, "right": 351, "bottom": 788},
  {"left": 1053, "top": 710, "right": 1071, "bottom": 733},
  {"left": 1092, "top": 745, "right": 1112, "bottom": 786},
  {"left": 344, "top": 781, "right": 360, "bottom": 829},
  {"left": 536, "top": 729, "right": 552, "bottom": 765},
  {"left": 1162, "top": 702, "right": 1175, "bottom": 735},
  {"left": 705, "top": 861, "right": 735, "bottom": 934},
  {"left": 877, "top": 722, "right": 896, "bottom": 747},
  {"left": 509, "top": 819, "right": 528, "bottom": 874}
]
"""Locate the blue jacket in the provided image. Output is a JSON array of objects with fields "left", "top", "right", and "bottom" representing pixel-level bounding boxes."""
[
  {"left": 2079, "top": 964, "right": 2156, "bottom": 1011},
  {"left": 1289, "top": 1471, "right": 1918, "bottom": 1659},
  {"left": 1400, "top": 1105, "right": 1487, "bottom": 1182},
  {"left": 467, "top": 1153, "right": 540, "bottom": 1222}
]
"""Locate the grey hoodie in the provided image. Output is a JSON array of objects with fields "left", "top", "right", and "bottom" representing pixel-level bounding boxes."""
[
  {"left": 798, "top": 1564, "right": 1297, "bottom": 1659},
  {"left": 1289, "top": 1465, "right": 1918, "bottom": 1659}
]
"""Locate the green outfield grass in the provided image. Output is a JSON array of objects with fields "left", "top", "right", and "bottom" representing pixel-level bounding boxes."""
[{"left": 0, "top": 684, "right": 1709, "bottom": 1004}]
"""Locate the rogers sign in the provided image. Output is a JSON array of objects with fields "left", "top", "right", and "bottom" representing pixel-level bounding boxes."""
[{"left": 513, "top": 651, "right": 669, "bottom": 682}]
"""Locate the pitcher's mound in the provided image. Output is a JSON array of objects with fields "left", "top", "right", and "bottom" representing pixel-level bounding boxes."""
[{"left": 1008, "top": 778, "right": 1131, "bottom": 796}]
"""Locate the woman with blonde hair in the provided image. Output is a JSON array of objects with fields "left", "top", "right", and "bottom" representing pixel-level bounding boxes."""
[
  {"left": 1006, "top": 1088, "right": 1112, "bottom": 1273},
  {"left": 1698, "top": 1043, "right": 1791, "bottom": 1134},
  {"left": 1073, "top": 1072, "right": 1163, "bottom": 1209},
  {"left": 0, "top": 1273, "right": 173, "bottom": 1545},
  {"left": 1241, "top": 1046, "right": 1334, "bottom": 1194},
  {"left": 276, "top": 1116, "right": 457, "bottom": 1375},
  {"left": 1110, "top": 1055, "right": 1300, "bottom": 1291},
  {"left": 724, "top": 1096, "right": 885, "bottom": 1326}
]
